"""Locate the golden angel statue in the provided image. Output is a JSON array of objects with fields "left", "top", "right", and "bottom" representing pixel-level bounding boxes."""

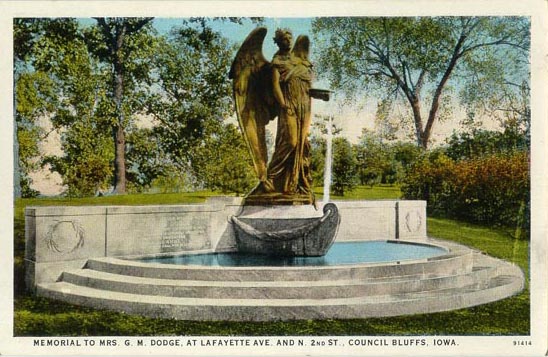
[{"left": 229, "top": 27, "right": 330, "bottom": 205}]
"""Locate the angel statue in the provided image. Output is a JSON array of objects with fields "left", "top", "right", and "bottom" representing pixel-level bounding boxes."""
[{"left": 229, "top": 27, "right": 330, "bottom": 205}]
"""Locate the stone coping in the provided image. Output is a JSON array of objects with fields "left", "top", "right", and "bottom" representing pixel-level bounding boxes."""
[
  {"left": 25, "top": 203, "right": 224, "bottom": 216},
  {"left": 25, "top": 199, "right": 425, "bottom": 215}
]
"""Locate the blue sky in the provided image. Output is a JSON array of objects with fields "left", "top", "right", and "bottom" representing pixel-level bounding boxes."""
[
  {"left": 154, "top": 17, "right": 314, "bottom": 60},
  {"left": 80, "top": 17, "right": 316, "bottom": 61}
]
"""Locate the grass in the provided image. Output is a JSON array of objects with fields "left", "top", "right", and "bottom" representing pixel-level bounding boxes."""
[
  {"left": 13, "top": 187, "right": 529, "bottom": 336},
  {"left": 313, "top": 184, "right": 402, "bottom": 200}
]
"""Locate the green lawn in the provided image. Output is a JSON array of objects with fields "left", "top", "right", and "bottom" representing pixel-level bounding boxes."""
[
  {"left": 13, "top": 187, "right": 529, "bottom": 336},
  {"left": 313, "top": 184, "right": 402, "bottom": 200}
]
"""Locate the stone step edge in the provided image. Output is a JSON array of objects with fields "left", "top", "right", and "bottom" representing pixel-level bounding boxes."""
[
  {"left": 38, "top": 274, "right": 523, "bottom": 308},
  {"left": 65, "top": 263, "right": 497, "bottom": 286},
  {"left": 61, "top": 265, "right": 497, "bottom": 290},
  {"left": 59, "top": 265, "right": 498, "bottom": 299},
  {"left": 36, "top": 275, "right": 524, "bottom": 321}
]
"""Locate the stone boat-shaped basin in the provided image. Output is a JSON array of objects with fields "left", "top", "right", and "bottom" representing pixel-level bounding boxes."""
[{"left": 231, "top": 203, "right": 340, "bottom": 257}]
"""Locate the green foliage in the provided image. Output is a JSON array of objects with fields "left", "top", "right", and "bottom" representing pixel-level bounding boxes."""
[
  {"left": 44, "top": 122, "right": 114, "bottom": 197},
  {"left": 126, "top": 128, "right": 173, "bottom": 191},
  {"left": 13, "top": 18, "right": 240, "bottom": 197},
  {"left": 16, "top": 125, "right": 41, "bottom": 197},
  {"left": 14, "top": 18, "right": 116, "bottom": 196},
  {"left": 190, "top": 123, "right": 256, "bottom": 195},
  {"left": 353, "top": 131, "right": 423, "bottom": 188},
  {"left": 331, "top": 137, "right": 358, "bottom": 196},
  {"left": 86, "top": 18, "right": 157, "bottom": 121},
  {"left": 391, "top": 141, "right": 423, "bottom": 170},
  {"left": 148, "top": 171, "right": 196, "bottom": 194},
  {"left": 354, "top": 129, "right": 390, "bottom": 187},
  {"left": 14, "top": 69, "right": 57, "bottom": 197},
  {"left": 445, "top": 128, "right": 529, "bottom": 161},
  {"left": 309, "top": 136, "right": 326, "bottom": 186},
  {"left": 145, "top": 22, "right": 237, "bottom": 192},
  {"left": 402, "top": 151, "right": 530, "bottom": 237},
  {"left": 146, "top": 24, "right": 233, "bottom": 153}
]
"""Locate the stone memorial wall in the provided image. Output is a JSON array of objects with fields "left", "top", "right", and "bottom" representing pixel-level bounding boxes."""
[{"left": 25, "top": 198, "right": 427, "bottom": 288}]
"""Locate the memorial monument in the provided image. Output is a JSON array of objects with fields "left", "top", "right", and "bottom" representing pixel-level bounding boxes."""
[
  {"left": 23, "top": 27, "right": 524, "bottom": 322},
  {"left": 229, "top": 27, "right": 339, "bottom": 256}
]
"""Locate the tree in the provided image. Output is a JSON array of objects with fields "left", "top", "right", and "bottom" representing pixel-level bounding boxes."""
[
  {"left": 13, "top": 19, "right": 52, "bottom": 197},
  {"left": 460, "top": 78, "right": 530, "bottom": 150},
  {"left": 14, "top": 18, "right": 257, "bottom": 196},
  {"left": 13, "top": 18, "right": 88, "bottom": 197},
  {"left": 309, "top": 135, "right": 326, "bottom": 187},
  {"left": 15, "top": 72, "right": 57, "bottom": 197},
  {"left": 45, "top": 121, "right": 114, "bottom": 197},
  {"left": 14, "top": 18, "right": 154, "bottom": 196},
  {"left": 191, "top": 123, "right": 256, "bottom": 195},
  {"left": 90, "top": 17, "right": 155, "bottom": 194},
  {"left": 445, "top": 128, "right": 528, "bottom": 161},
  {"left": 391, "top": 141, "right": 422, "bottom": 171},
  {"left": 146, "top": 21, "right": 235, "bottom": 184},
  {"left": 125, "top": 128, "right": 173, "bottom": 192},
  {"left": 354, "top": 129, "right": 390, "bottom": 187},
  {"left": 331, "top": 137, "right": 357, "bottom": 196},
  {"left": 26, "top": 19, "right": 117, "bottom": 196},
  {"left": 313, "top": 17, "right": 529, "bottom": 149},
  {"left": 374, "top": 98, "right": 399, "bottom": 143}
]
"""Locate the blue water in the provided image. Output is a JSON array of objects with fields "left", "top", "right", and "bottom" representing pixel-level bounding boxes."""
[{"left": 139, "top": 241, "right": 447, "bottom": 267}]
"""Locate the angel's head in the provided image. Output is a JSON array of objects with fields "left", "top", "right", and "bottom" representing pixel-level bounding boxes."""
[{"left": 273, "top": 28, "right": 293, "bottom": 51}]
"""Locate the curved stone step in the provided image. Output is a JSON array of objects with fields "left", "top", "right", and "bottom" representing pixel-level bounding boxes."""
[
  {"left": 36, "top": 273, "right": 524, "bottom": 321},
  {"left": 60, "top": 265, "right": 497, "bottom": 299},
  {"left": 85, "top": 252, "right": 473, "bottom": 282}
]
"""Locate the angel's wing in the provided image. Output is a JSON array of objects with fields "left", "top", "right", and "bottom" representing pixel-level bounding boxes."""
[
  {"left": 292, "top": 35, "right": 310, "bottom": 61},
  {"left": 229, "top": 27, "right": 277, "bottom": 181}
]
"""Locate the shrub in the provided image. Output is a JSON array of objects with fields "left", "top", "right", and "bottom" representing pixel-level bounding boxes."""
[{"left": 402, "top": 151, "right": 529, "bottom": 238}]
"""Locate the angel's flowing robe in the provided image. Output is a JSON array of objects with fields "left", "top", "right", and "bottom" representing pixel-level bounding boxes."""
[{"left": 267, "top": 52, "right": 314, "bottom": 201}]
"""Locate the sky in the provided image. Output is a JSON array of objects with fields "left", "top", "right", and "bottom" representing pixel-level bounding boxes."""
[{"left": 155, "top": 18, "right": 314, "bottom": 58}]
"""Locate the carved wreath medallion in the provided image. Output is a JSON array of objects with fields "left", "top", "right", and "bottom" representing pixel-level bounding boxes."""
[
  {"left": 405, "top": 210, "right": 422, "bottom": 233},
  {"left": 44, "top": 220, "right": 85, "bottom": 254}
]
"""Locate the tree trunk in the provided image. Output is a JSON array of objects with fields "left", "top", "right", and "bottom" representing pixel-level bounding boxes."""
[
  {"left": 421, "top": 33, "right": 465, "bottom": 150},
  {"left": 113, "top": 125, "right": 126, "bottom": 194},
  {"left": 410, "top": 99, "right": 427, "bottom": 149},
  {"left": 112, "top": 25, "right": 126, "bottom": 194}
]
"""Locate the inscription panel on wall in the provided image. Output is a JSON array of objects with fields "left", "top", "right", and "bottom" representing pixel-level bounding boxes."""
[
  {"left": 106, "top": 210, "right": 214, "bottom": 256},
  {"left": 160, "top": 213, "right": 211, "bottom": 253}
]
